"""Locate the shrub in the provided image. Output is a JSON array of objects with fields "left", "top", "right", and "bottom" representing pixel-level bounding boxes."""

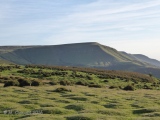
[
  {"left": 86, "top": 75, "right": 93, "bottom": 80},
  {"left": 3, "top": 77, "right": 10, "bottom": 80},
  {"left": 60, "top": 80, "right": 72, "bottom": 86},
  {"left": 42, "top": 72, "right": 52, "bottom": 77},
  {"left": 88, "top": 84, "right": 102, "bottom": 88},
  {"left": 19, "top": 100, "right": 32, "bottom": 104},
  {"left": 18, "top": 78, "right": 31, "bottom": 87},
  {"left": 54, "top": 87, "right": 71, "bottom": 92},
  {"left": 4, "top": 80, "right": 19, "bottom": 87},
  {"left": 75, "top": 81, "right": 88, "bottom": 86},
  {"left": 31, "top": 79, "right": 42, "bottom": 86},
  {"left": 65, "top": 104, "right": 84, "bottom": 111},
  {"left": 109, "top": 85, "right": 119, "bottom": 89},
  {"left": 66, "top": 115, "right": 94, "bottom": 120},
  {"left": 103, "top": 79, "right": 109, "bottom": 82},
  {"left": 49, "top": 81, "right": 58, "bottom": 85},
  {"left": 123, "top": 85, "right": 134, "bottom": 91},
  {"left": 133, "top": 108, "right": 155, "bottom": 114},
  {"left": 69, "top": 97, "right": 87, "bottom": 101}
]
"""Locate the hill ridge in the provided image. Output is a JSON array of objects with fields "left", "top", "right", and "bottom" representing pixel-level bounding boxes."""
[{"left": 0, "top": 42, "right": 160, "bottom": 78}]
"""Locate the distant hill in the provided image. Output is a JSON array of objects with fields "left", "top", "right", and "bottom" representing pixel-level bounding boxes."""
[
  {"left": 0, "top": 42, "right": 160, "bottom": 78},
  {"left": 121, "top": 52, "right": 160, "bottom": 67},
  {"left": 133, "top": 54, "right": 160, "bottom": 67}
]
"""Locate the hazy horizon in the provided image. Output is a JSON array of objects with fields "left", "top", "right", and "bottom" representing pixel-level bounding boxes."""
[{"left": 0, "top": 0, "right": 160, "bottom": 60}]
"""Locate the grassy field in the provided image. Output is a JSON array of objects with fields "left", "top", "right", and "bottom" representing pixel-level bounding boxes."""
[
  {"left": 0, "top": 65, "right": 160, "bottom": 120},
  {"left": 1, "top": 84, "right": 160, "bottom": 120}
]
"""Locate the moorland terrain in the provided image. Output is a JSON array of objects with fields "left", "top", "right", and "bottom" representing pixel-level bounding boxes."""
[
  {"left": 0, "top": 42, "right": 160, "bottom": 120},
  {"left": 0, "top": 64, "right": 160, "bottom": 120},
  {"left": 0, "top": 42, "right": 160, "bottom": 78}
]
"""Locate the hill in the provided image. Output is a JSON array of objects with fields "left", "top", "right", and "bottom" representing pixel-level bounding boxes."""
[
  {"left": 121, "top": 52, "right": 160, "bottom": 68},
  {"left": 0, "top": 42, "right": 160, "bottom": 78},
  {"left": 133, "top": 54, "right": 160, "bottom": 67}
]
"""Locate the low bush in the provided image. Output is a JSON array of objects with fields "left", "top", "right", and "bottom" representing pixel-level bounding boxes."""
[
  {"left": 75, "top": 81, "right": 88, "bottom": 86},
  {"left": 4, "top": 80, "right": 19, "bottom": 87},
  {"left": 103, "top": 79, "right": 109, "bottom": 82},
  {"left": 133, "top": 108, "right": 155, "bottom": 114},
  {"left": 66, "top": 115, "right": 94, "bottom": 120},
  {"left": 49, "top": 81, "right": 58, "bottom": 85},
  {"left": 54, "top": 87, "right": 71, "bottom": 92},
  {"left": 123, "top": 85, "right": 134, "bottom": 91},
  {"left": 109, "top": 85, "right": 120, "bottom": 89},
  {"left": 86, "top": 75, "right": 93, "bottom": 80},
  {"left": 88, "top": 84, "right": 102, "bottom": 88},
  {"left": 18, "top": 78, "right": 31, "bottom": 87},
  {"left": 31, "top": 79, "right": 42, "bottom": 86},
  {"left": 65, "top": 104, "right": 84, "bottom": 111},
  {"left": 69, "top": 97, "right": 87, "bottom": 101},
  {"left": 60, "top": 80, "right": 73, "bottom": 86}
]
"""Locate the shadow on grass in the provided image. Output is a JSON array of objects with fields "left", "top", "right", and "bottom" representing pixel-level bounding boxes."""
[
  {"left": 65, "top": 104, "right": 84, "bottom": 111},
  {"left": 133, "top": 108, "right": 155, "bottom": 114},
  {"left": 68, "top": 97, "right": 88, "bottom": 101},
  {"left": 104, "top": 103, "right": 117, "bottom": 108},
  {"left": 66, "top": 115, "right": 94, "bottom": 120},
  {"left": 15, "top": 115, "right": 31, "bottom": 120}
]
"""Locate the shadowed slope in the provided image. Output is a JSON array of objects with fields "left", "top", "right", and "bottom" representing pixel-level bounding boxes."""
[
  {"left": 0, "top": 42, "right": 160, "bottom": 78},
  {"left": 134, "top": 54, "right": 160, "bottom": 67},
  {"left": 0, "top": 42, "right": 148, "bottom": 67}
]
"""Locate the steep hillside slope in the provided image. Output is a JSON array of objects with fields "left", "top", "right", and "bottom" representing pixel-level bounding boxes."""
[
  {"left": 0, "top": 42, "right": 148, "bottom": 67},
  {"left": 0, "top": 42, "right": 160, "bottom": 78}
]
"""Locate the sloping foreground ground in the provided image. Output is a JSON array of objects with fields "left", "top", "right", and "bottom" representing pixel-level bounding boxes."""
[
  {"left": 0, "top": 84, "right": 160, "bottom": 120},
  {"left": 0, "top": 65, "right": 160, "bottom": 120}
]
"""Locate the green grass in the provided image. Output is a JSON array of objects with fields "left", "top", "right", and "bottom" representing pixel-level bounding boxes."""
[
  {"left": 1, "top": 84, "right": 160, "bottom": 119},
  {"left": 0, "top": 65, "right": 159, "bottom": 90},
  {"left": 0, "top": 65, "right": 160, "bottom": 119}
]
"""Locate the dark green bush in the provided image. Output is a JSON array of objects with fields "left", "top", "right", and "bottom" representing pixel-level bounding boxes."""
[
  {"left": 86, "top": 75, "right": 93, "bottom": 80},
  {"left": 31, "top": 79, "right": 42, "bottom": 86},
  {"left": 42, "top": 72, "right": 52, "bottom": 77},
  {"left": 103, "top": 79, "right": 109, "bottom": 82},
  {"left": 88, "top": 84, "right": 102, "bottom": 88},
  {"left": 66, "top": 115, "right": 94, "bottom": 120},
  {"left": 54, "top": 87, "right": 71, "bottom": 92},
  {"left": 4, "top": 80, "right": 19, "bottom": 87},
  {"left": 109, "top": 85, "right": 119, "bottom": 89},
  {"left": 123, "top": 85, "right": 134, "bottom": 91},
  {"left": 75, "top": 81, "right": 88, "bottom": 86},
  {"left": 49, "top": 81, "right": 58, "bottom": 85},
  {"left": 69, "top": 97, "right": 87, "bottom": 101},
  {"left": 65, "top": 104, "right": 84, "bottom": 111},
  {"left": 18, "top": 78, "right": 31, "bottom": 87},
  {"left": 60, "top": 80, "right": 72, "bottom": 86},
  {"left": 133, "top": 108, "right": 155, "bottom": 114}
]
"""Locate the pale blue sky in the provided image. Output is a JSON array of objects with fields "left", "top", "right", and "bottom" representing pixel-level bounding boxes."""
[{"left": 0, "top": 0, "right": 160, "bottom": 60}]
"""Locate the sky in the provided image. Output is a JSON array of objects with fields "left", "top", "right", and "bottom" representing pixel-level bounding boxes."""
[{"left": 0, "top": 0, "right": 160, "bottom": 60}]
